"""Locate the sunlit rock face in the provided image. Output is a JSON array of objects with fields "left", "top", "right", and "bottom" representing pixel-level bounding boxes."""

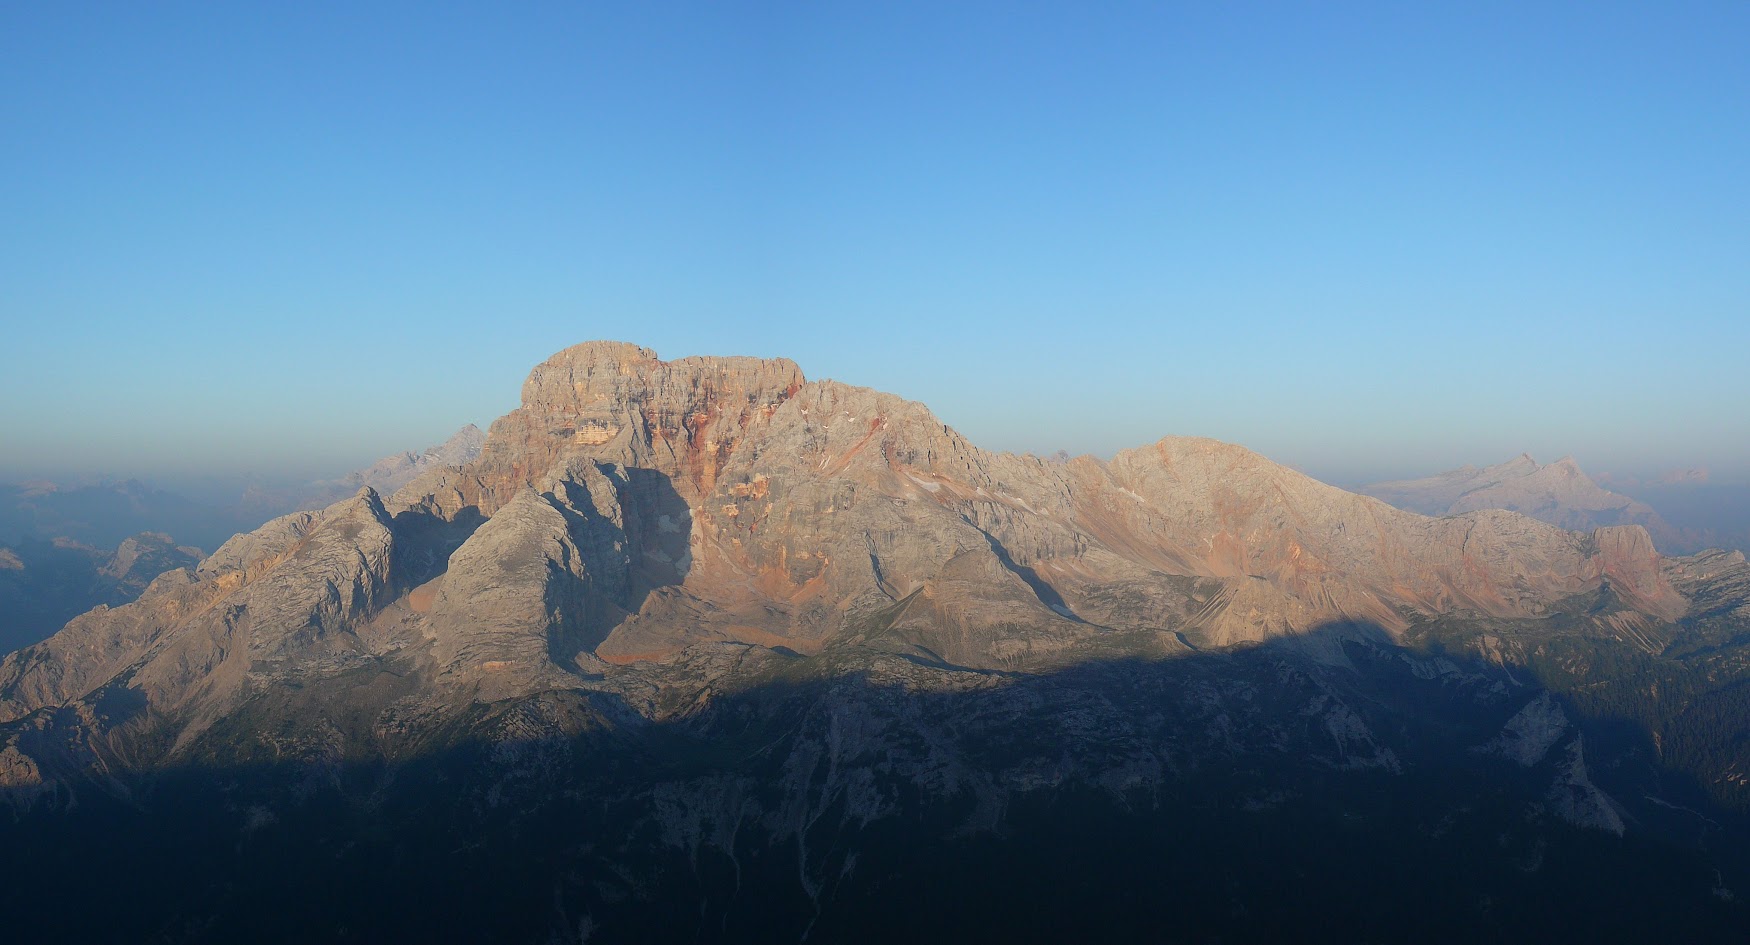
[{"left": 2, "top": 341, "right": 1726, "bottom": 737}]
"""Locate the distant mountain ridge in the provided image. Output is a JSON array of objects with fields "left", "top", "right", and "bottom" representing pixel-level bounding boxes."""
[
  {"left": 234, "top": 423, "right": 487, "bottom": 517},
  {"left": 339, "top": 423, "right": 486, "bottom": 496},
  {"left": 0, "top": 532, "right": 202, "bottom": 653},
  {"left": 0, "top": 427, "right": 488, "bottom": 657},
  {"left": 1359, "top": 453, "right": 1685, "bottom": 547},
  {"left": 0, "top": 478, "right": 238, "bottom": 550}
]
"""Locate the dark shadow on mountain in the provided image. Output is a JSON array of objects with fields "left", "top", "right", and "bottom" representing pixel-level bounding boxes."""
[
  {"left": 540, "top": 464, "right": 695, "bottom": 657},
  {"left": 3, "top": 623, "right": 1750, "bottom": 944},
  {"left": 975, "top": 527, "right": 1084, "bottom": 621},
  {"left": 616, "top": 466, "right": 694, "bottom": 599},
  {"left": 390, "top": 504, "right": 488, "bottom": 590}
]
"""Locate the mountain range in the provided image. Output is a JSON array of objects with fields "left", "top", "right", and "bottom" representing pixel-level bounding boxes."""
[
  {"left": 1361, "top": 453, "right": 1749, "bottom": 556},
  {"left": 0, "top": 427, "right": 488, "bottom": 659},
  {"left": 1359, "top": 452, "right": 1684, "bottom": 543},
  {"left": 4, "top": 341, "right": 1750, "bottom": 942},
  {"left": 0, "top": 478, "right": 243, "bottom": 551},
  {"left": 233, "top": 423, "right": 487, "bottom": 517}
]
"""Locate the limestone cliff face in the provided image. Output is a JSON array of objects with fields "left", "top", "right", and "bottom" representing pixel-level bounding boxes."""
[
  {"left": 387, "top": 346, "right": 1698, "bottom": 667},
  {"left": 396, "top": 341, "right": 805, "bottom": 520},
  {"left": 0, "top": 341, "right": 1736, "bottom": 777},
  {"left": 1589, "top": 523, "right": 1685, "bottom": 621}
]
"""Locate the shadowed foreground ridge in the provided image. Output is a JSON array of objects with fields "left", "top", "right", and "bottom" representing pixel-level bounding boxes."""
[{"left": 5, "top": 341, "right": 1750, "bottom": 943}]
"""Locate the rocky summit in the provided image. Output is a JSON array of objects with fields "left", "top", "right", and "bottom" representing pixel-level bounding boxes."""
[{"left": 5, "top": 341, "right": 1750, "bottom": 943}]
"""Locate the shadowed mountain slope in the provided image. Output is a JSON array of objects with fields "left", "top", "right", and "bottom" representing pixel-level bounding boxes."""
[{"left": 6, "top": 627, "right": 1749, "bottom": 944}]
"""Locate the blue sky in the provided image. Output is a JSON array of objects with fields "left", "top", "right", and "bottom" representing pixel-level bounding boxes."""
[{"left": 3, "top": 1, "right": 1746, "bottom": 485}]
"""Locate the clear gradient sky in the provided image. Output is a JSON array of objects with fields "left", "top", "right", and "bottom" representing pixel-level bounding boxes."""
[{"left": 3, "top": 1, "right": 1747, "bottom": 486}]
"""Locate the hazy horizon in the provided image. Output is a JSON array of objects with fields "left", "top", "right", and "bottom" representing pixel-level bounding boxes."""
[
  {"left": 5, "top": 3, "right": 1747, "bottom": 489},
  {"left": 2, "top": 360, "right": 1744, "bottom": 500},
  {"left": 1, "top": 333, "right": 1747, "bottom": 492}
]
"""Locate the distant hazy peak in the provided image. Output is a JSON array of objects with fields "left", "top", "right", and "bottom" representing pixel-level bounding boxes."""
[
  {"left": 412, "top": 423, "right": 486, "bottom": 472},
  {"left": 1359, "top": 453, "right": 1673, "bottom": 546},
  {"left": 340, "top": 424, "right": 488, "bottom": 497}
]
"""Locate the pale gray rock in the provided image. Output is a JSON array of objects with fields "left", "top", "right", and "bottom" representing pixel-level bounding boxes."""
[
  {"left": 1481, "top": 692, "right": 1569, "bottom": 767},
  {"left": 197, "top": 510, "right": 321, "bottom": 576},
  {"left": 425, "top": 470, "right": 631, "bottom": 700},
  {"left": 4, "top": 341, "right": 1750, "bottom": 944}
]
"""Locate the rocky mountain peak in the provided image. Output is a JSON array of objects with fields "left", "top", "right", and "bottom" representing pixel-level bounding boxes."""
[
  {"left": 517, "top": 340, "right": 659, "bottom": 405},
  {"left": 408, "top": 344, "right": 807, "bottom": 518},
  {"left": 431, "top": 423, "right": 485, "bottom": 461},
  {"left": 517, "top": 341, "right": 804, "bottom": 421},
  {"left": 1548, "top": 455, "right": 1584, "bottom": 476},
  {"left": 2, "top": 340, "right": 1741, "bottom": 780}
]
